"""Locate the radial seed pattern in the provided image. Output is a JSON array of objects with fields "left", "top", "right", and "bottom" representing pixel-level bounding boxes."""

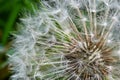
[{"left": 9, "top": 0, "right": 120, "bottom": 80}]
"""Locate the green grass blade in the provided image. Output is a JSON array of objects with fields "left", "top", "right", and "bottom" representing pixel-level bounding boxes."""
[{"left": 2, "top": 4, "right": 21, "bottom": 45}]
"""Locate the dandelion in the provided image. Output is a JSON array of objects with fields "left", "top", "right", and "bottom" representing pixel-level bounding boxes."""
[{"left": 9, "top": 0, "right": 120, "bottom": 80}]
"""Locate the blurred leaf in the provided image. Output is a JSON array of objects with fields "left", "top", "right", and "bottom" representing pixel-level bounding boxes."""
[
  {"left": 2, "top": 4, "right": 21, "bottom": 45},
  {"left": 0, "top": 65, "right": 10, "bottom": 80},
  {"left": 0, "top": 60, "right": 8, "bottom": 69},
  {"left": 0, "top": 19, "right": 5, "bottom": 27},
  {"left": 0, "top": 0, "right": 18, "bottom": 12}
]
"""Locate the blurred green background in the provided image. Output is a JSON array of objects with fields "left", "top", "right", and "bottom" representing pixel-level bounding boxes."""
[{"left": 0, "top": 0, "right": 39, "bottom": 79}]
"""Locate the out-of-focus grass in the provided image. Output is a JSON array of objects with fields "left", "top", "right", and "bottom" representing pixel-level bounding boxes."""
[
  {"left": 0, "top": 0, "right": 39, "bottom": 79},
  {"left": 0, "top": 0, "right": 39, "bottom": 45}
]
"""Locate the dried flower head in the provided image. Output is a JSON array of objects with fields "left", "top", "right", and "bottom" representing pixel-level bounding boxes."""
[{"left": 9, "top": 0, "right": 120, "bottom": 80}]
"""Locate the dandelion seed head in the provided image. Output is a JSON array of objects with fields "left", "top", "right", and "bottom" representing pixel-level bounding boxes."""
[{"left": 9, "top": 0, "right": 120, "bottom": 80}]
